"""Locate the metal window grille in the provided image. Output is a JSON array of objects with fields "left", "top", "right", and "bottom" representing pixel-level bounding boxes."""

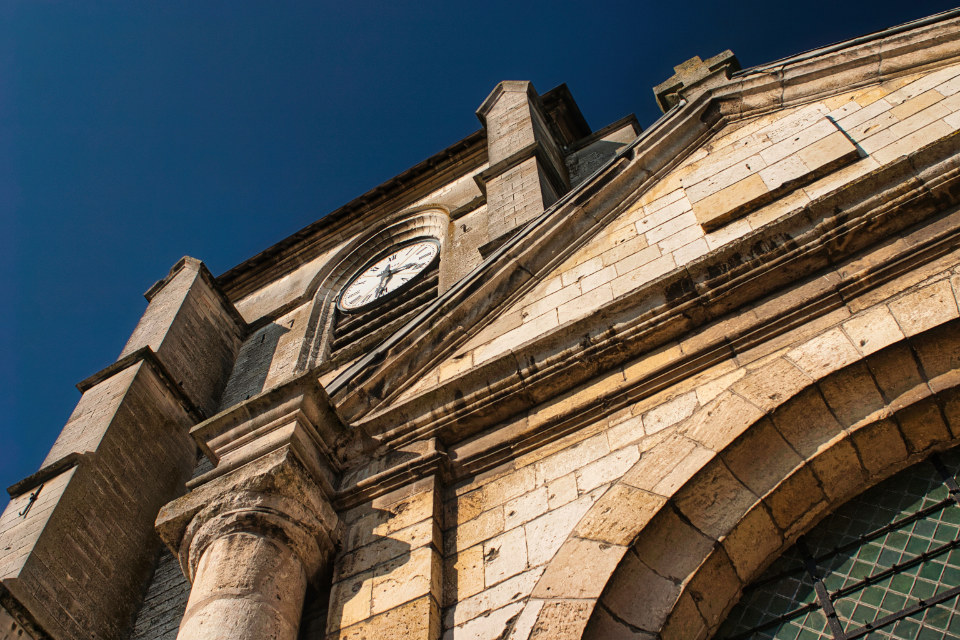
[{"left": 718, "top": 448, "right": 960, "bottom": 640}]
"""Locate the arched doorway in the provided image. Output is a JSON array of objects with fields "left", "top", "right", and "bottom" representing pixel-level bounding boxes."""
[{"left": 718, "top": 448, "right": 960, "bottom": 639}]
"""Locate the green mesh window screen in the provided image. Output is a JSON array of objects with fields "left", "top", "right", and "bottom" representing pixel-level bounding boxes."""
[{"left": 718, "top": 448, "right": 960, "bottom": 640}]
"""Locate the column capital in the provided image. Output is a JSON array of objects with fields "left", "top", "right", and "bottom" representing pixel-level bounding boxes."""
[
  {"left": 157, "top": 373, "right": 348, "bottom": 585},
  {"left": 158, "top": 445, "right": 340, "bottom": 585}
]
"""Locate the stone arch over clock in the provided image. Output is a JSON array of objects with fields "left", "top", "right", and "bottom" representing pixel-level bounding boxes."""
[{"left": 296, "top": 207, "right": 448, "bottom": 371}]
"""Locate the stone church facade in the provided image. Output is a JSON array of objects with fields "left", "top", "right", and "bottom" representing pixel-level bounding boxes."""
[{"left": 4, "top": 10, "right": 960, "bottom": 640}]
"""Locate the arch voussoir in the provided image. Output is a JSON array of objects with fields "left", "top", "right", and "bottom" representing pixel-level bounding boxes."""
[{"left": 522, "top": 314, "right": 960, "bottom": 640}]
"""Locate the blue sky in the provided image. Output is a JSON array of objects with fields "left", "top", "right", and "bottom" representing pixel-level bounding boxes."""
[{"left": 1, "top": 1, "right": 955, "bottom": 494}]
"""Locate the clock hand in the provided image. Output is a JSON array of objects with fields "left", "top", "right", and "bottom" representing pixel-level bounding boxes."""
[{"left": 375, "top": 264, "right": 393, "bottom": 297}]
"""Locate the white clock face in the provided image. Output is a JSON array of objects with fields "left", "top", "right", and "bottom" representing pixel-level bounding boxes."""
[{"left": 339, "top": 240, "right": 439, "bottom": 311}]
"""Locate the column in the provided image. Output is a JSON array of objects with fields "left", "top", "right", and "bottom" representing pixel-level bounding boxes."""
[{"left": 157, "top": 376, "right": 344, "bottom": 640}]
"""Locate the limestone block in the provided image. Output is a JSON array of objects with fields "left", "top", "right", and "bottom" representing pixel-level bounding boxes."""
[
  {"left": 447, "top": 568, "right": 543, "bottom": 629},
  {"left": 573, "top": 484, "right": 665, "bottom": 546},
  {"left": 643, "top": 210, "right": 698, "bottom": 245},
  {"left": 605, "top": 414, "right": 645, "bottom": 451},
  {"left": 872, "top": 120, "right": 954, "bottom": 164},
  {"left": 579, "top": 265, "right": 617, "bottom": 294},
  {"left": 545, "top": 475, "right": 578, "bottom": 510},
  {"left": 842, "top": 304, "right": 905, "bottom": 355},
  {"left": 330, "top": 571, "right": 373, "bottom": 630},
  {"left": 575, "top": 446, "right": 641, "bottom": 494},
  {"left": 908, "top": 320, "right": 960, "bottom": 386},
  {"left": 610, "top": 254, "right": 676, "bottom": 298},
  {"left": 599, "top": 551, "right": 679, "bottom": 633},
  {"left": 450, "top": 508, "right": 505, "bottom": 552},
  {"left": 890, "top": 89, "right": 945, "bottom": 120},
  {"left": 532, "top": 536, "right": 625, "bottom": 600},
  {"left": 557, "top": 284, "right": 613, "bottom": 325},
  {"left": 372, "top": 546, "right": 440, "bottom": 615},
  {"left": 721, "top": 418, "right": 803, "bottom": 497},
  {"left": 639, "top": 392, "right": 697, "bottom": 435},
  {"left": 534, "top": 433, "right": 610, "bottom": 485},
  {"left": 731, "top": 358, "right": 810, "bottom": 413},
  {"left": 672, "top": 237, "right": 710, "bottom": 264},
  {"left": 446, "top": 601, "right": 525, "bottom": 640},
  {"left": 763, "top": 466, "right": 826, "bottom": 531},
  {"left": 771, "top": 387, "right": 843, "bottom": 457},
  {"left": 685, "top": 547, "right": 742, "bottom": 627},
  {"left": 695, "top": 367, "right": 746, "bottom": 405},
  {"left": 850, "top": 418, "right": 908, "bottom": 474},
  {"left": 521, "top": 284, "right": 580, "bottom": 325},
  {"left": 503, "top": 487, "right": 550, "bottom": 530},
  {"left": 477, "top": 465, "right": 537, "bottom": 509},
  {"left": 658, "top": 225, "right": 702, "bottom": 254},
  {"left": 673, "top": 459, "right": 758, "bottom": 540},
  {"left": 528, "top": 600, "right": 594, "bottom": 640},
  {"left": 336, "top": 518, "right": 437, "bottom": 581},
  {"left": 686, "top": 154, "right": 767, "bottom": 203},
  {"left": 720, "top": 504, "right": 783, "bottom": 582},
  {"left": 483, "top": 527, "right": 528, "bottom": 587},
  {"left": 888, "top": 279, "right": 959, "bottom": 336},
  {"left": 636, "top": 197, "right": 691, "bottom": 235},
  {"left": 818, "top": 362, "right": 886, "bottom": 426},
  {"left": 474, "top": 310, "right": 559, "bottom": 366},
  {"left": 610, "top": 244, "right": 661, "bottom": 277},
  {"left": 599, "top": 236, "right": 649, "bottom": 270},
  {"left": 443, "top": 544, "right": 484, "bottom": 605},
  {"left": 524, "top": 493, "right": 597, "bottom": 566},
  {"left": 786, "top": 328, "right": 861, "bottom": 379},
  {"left": 559, "top": 257, "right": 603, "bottom": 288},
  {"left": 583, "top": 605, "right": 656, "bottom": 640},
  {"left": 682, "top": 391, "right": 764, "bottom": 452},
  {"left": 808, "top": 437, "right": 867, "bottom": 503},
  {"left": 659, "top": 591, "right": 709, "bottom": 640},
  {"left": 632, "top": 506, "right": 713, "bottom": 582},
  {"left": 332, "top": 595, "right": 439, "bottom": 640},
  {"left": 895, "top": 398, "right": 951, "bottom": 453},
  {"left": 854, "top": 85, "right": 890, "bottom": 107},
  {"left": 625, "top": 436, "right": 714, "bottom": 497}
]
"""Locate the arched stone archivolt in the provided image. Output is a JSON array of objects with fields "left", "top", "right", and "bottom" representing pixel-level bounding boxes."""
[
  {"left": 517, "top": 312, "right": 960, "bottom": 640},
  {"left": 295, "top": 207, "right": 449, "bottom": 371}
]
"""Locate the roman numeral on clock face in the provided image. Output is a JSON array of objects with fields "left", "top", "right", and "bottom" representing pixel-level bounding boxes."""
[{"left": 339, "top": 240, "right": 439, "bottom": 311}]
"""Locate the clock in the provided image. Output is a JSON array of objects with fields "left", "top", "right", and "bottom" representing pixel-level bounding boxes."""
[{"left": 338, "top": 239, "right": 440, "bottom": 311}]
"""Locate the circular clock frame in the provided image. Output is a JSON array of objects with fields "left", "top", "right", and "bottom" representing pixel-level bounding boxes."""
[{"left": 337, "top": 237, "right": 441, "bottom": 313}]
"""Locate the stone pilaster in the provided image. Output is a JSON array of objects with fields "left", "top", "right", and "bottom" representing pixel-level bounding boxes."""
[
  {"left": 328, "top": 439, "right": 447, "bottom": 639},
  {"left": 157, "top": 375, "right": 344, "bottom": 640},
  {"left": 476, "top": 81, "right": 571, "bottom": 247},
  {"left": 0, "top": 257, "right": 244, "bottom": 640}
]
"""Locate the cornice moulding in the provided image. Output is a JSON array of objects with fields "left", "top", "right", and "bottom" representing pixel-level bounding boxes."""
[{"left": 343, "top": 131, "right": 960, "bottom": 466}]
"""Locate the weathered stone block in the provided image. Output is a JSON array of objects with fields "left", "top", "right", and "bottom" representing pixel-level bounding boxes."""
[
  {"left": 673, "top": 459, "right": 758, "bottom": 540},
  {"left": 600, "top": 551, "right": 679, "bottom": 633},
  {"left": 888, "top": 278, "right": 959, "bottom": 336},
  {"left": 573, "top": 484, "right": 665, "bottom": 546},
  {"left": 721, "top": 505, "right": 783, "bottom": 582},
  {"left": 722, "top": 418, "right": 803, "bottom": 496},
  {"left": 763, "top": 466, "right": 826, "bottom": 531},
  {"left": 808, "top": 437, "right": 867, "bottom": 502},
  {"left": 632, "top": 506, "right": 714, "bottom": 582}
]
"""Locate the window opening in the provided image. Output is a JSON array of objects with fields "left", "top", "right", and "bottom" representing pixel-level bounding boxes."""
[{"left": 718, "top": 448, "right": 960, "bottom": 639}]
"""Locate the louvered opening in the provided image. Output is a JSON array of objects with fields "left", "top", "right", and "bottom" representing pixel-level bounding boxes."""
[{"left": 331, "top": 265, "right": 439, "bottom": 354}]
